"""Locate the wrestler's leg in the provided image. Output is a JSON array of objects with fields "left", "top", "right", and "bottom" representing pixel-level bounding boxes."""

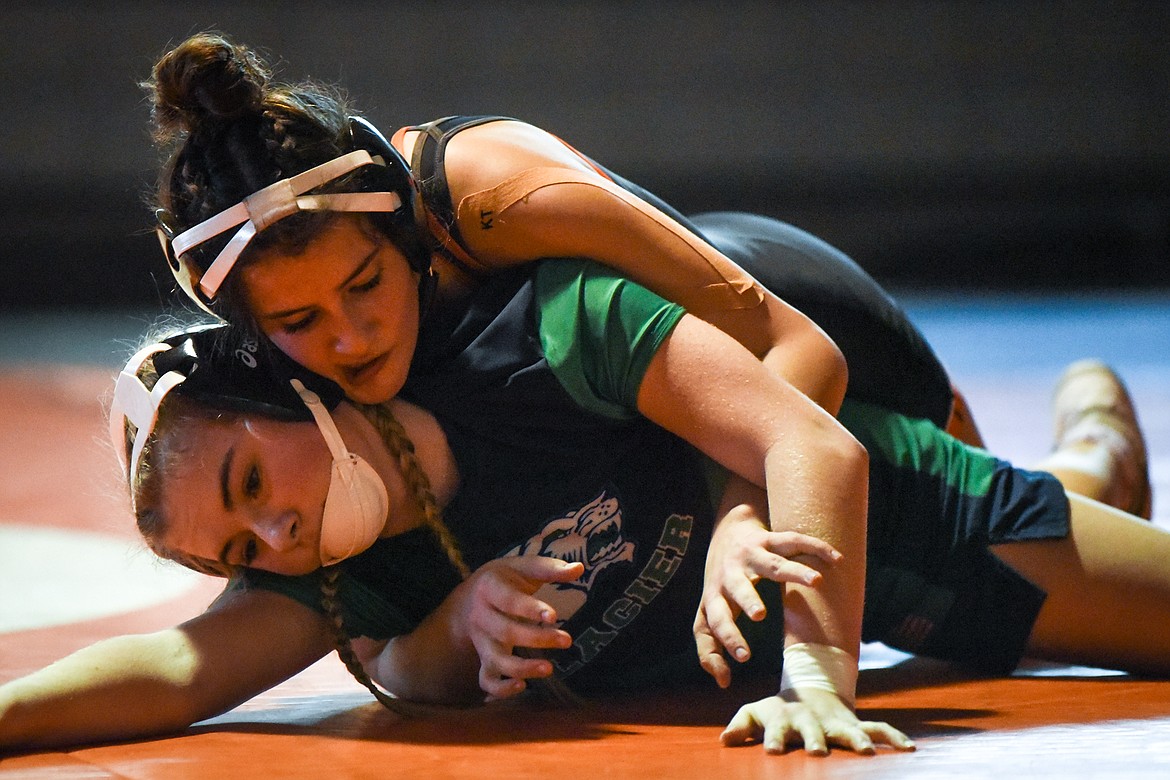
[
  {"left": 991, "top": 493, "right": 1170, "bottom": 677},
  {"left": 1031, "top": 360, "right": 1151, "bottom": 518},
  {"left": 945, "top": 385, "right": 985, "bottom": 449},
  {"left": 692, "top": 211, "right": 969, "bottom": 436}
]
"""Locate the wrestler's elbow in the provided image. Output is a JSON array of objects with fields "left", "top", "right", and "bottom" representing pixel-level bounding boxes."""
[
  {"left": 764, "top": 321, "right": 848, "bottom": 415},
  {"left": 809, "top": 327, "right": 848, "bottom": 413}
]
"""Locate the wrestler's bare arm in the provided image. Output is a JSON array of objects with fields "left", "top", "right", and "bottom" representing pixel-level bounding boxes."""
[{"left": 0, "top": 588, "right": 332, "bottom": 752}]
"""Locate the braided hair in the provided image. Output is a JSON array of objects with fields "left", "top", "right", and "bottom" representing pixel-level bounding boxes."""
[
  {"left": 335, "top": 402, "right": 580, "bottom": 708},
  {"left": 125, "top": 349, "right": 574, "bottom": 709},
  {"left": 359, "top": 403, "right": 469, "bottom": 578},
  {"left": 314, "top": 402, "right": 468, "bottom": 713}
]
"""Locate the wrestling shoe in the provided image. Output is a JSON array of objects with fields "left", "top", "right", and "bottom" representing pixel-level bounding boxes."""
[{"left": 1051, "top": 359, "right": 1152, "bottom": 519}]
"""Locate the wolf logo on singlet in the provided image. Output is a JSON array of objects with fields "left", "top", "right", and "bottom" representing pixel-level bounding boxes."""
[{"left": 505, "top": 489, "right": 637, "bottom": 622}]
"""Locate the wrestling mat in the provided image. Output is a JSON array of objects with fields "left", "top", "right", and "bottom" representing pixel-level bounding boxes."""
[{"left": 2, "top": 294, "right": 1169, "bottom": 778}]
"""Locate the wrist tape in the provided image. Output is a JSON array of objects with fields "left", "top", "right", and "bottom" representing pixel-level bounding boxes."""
[{"left": 779, "top": 642, "right": 858, "bottom": 707}]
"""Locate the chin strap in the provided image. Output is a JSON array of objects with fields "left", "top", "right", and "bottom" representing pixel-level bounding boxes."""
[{"left": 289, "top": 379, "right": 351, "bottom": 461}]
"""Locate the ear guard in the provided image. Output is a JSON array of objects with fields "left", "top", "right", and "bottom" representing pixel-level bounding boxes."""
[
  {"left": 156, "top": 116, "right": 421, "bottom": 314},
  {"left": 110, "top": 323, "right": 346, "bottom": 478}
]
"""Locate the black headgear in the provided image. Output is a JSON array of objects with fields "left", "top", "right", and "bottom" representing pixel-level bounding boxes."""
[{"left": 110, "top": 323, "right": 345, "bottom": 475}]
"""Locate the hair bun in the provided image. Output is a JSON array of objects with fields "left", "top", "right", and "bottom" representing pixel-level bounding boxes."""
[{"left": 147, "top": 32, "right": 271, "bottom": 141}]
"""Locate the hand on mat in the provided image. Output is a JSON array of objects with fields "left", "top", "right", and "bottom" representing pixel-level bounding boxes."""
[
  {"left": 456, "top": 555, "right": 584, "bottom": 700},
  {"left": 721, "top": 690, "right": 915, "bottom": 756},
  {"left": 695, "top": 509, "right": 841, "bottom": 688}
]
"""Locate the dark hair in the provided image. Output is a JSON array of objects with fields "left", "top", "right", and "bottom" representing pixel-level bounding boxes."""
[{"left": 143, "top": 31, "right": 428, "bottom": 325}]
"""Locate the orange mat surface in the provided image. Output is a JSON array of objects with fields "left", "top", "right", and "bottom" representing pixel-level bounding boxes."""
[{"left": 3, "top": 302, "right": 1170, "bottom": 779}]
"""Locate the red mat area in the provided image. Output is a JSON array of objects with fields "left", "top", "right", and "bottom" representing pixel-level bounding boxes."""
[{"left": 3, "top": 366, "right": 1170, "bottom": 778}]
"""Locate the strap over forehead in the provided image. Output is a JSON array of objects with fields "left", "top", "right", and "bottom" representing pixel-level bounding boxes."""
[
  {"left": 171, "top": 150, "right": 403, "bottom": 299},
  {"left": 109, "top": 323, "right": 345, "bottom": 477},
  {"left": 157, "top": 116, "right": 420, "bottom": 317}
]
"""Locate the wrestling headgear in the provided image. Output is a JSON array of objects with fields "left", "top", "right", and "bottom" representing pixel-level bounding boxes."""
[
  {"left": 110, "top": 323, "right": 389, "bottom": 566},
  {"left": 155, "top": 116, "right": 424, "bottom": 315}
]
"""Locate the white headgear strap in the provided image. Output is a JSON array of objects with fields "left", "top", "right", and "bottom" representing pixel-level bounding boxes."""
[
  {"left": 170, "top": 150, "right": 403, "bottom": 300},
  {"left": 290, "top": 379, "right": 390, "bottom": 565},
  {"left": 289, "top": 379, "right": 351, "bottom": 462},
  {"left": 109, "top": 342, "right": 188, "bottom": 479}
]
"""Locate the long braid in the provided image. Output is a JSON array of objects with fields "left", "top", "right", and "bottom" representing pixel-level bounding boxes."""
[
  {"left": 319, "top": 567, "right": 431, "bottom": 717},
  {"left": 322, "top": 401, "right": 580, "bottom": 709},
  {"left": 317, "top": 401, "right": 468, "bottom": 714},
  {"left": 359, "top": 403, "right": 469, "bottom": 578},
  {"left": 359, "top": 402, "right": 582, "bottom": 707}
]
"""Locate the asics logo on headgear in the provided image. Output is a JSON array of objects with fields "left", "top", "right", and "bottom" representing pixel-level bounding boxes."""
[{"left": 234, "top": 337, "right": 260, "bottom": 369}]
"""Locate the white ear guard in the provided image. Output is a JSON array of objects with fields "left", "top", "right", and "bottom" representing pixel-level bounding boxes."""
[
  {"left": 157, "top": 116, "right": 428, "bottom": 317},
  {"left": 110, "top": 342, "right": 189, "bottom": 479},
  {"left": 109, "top": 323, "right": 329, "bottom": 480}
]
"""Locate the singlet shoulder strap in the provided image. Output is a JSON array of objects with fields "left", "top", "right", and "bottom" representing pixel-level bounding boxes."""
[{"left": 404, "top": 116, "right": 515, "bottom": 275}]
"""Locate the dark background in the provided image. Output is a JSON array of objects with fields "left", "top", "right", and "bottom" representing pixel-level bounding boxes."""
[{"left": 2, "top": 1, "right": 1168, "bottom": 312}]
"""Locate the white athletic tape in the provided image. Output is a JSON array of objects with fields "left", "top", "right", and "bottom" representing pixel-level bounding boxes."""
[{"left": 780, "top": 642, "right": 858, "bottom": 708}]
